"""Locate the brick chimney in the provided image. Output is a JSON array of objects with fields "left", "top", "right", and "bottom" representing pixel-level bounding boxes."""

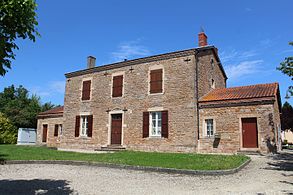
[
  {"left": 198, "top": 31, "right": 208, "bottom": 47},
  {"left": 87, "top": 56, "right": 96, "bottom": 69}
]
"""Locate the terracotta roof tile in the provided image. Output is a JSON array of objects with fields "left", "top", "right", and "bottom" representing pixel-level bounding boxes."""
[
  {"left": 38, "top": 106, "right": 64, "bottom": 116},
  {"left": 199, "top": 83, "right": 278, "bottom": 102}
]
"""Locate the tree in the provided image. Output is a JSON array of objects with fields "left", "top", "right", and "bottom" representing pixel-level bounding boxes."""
[
  {"left": 0, "top": 112, "right": 17, "bottom": 144},
  {"left": 277, "top": 42, "right": 293, "bottom": 98},
  {"left": 0, "top": 0, "right": 39, "bottom": 76},
  {"left": 0, "top": 85, "right": 56, "bottom": 129},
  {"left": 281, "top": 102, "right": 293, "bottom": 131}
]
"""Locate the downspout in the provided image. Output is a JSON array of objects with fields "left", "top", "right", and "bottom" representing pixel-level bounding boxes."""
[{"left": 194, "top": 50, "right": 200, "bottom": 146}]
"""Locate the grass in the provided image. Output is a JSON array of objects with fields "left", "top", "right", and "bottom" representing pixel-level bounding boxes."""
[{"left": 0, "top": 145, "right": 249, "bottom": 171}]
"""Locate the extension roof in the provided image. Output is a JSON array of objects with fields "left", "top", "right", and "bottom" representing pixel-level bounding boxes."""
[
  {"left": 199, "top": 83, "right": 279, "bottom": 102},
  {"left": 37, "top": 106, "right": 64, "bottom": 118}
]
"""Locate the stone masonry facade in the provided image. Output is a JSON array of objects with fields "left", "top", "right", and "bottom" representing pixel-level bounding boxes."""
[{"left": 37, "top": 32, "right": 281, "bottom": 154}]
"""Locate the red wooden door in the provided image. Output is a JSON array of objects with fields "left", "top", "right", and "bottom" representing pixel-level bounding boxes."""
[
  {"left": 111, "top": 114, "right": 122, "bottom": 145},
  {"left": 242, "top": 118, "right": 258, "bottom": 148},
  {"left": 42, "top": 124, "right": 48, "bottom": 143}
]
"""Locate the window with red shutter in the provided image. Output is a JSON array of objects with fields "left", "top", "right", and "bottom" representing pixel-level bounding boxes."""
[
  {"left": 161, "top": 111, "right": 168, "bottom": 138},
  {"left": 75, "top": 116, "right": 80, "bottom": 137},
  {"left": 143, "top": 112, "right": 149, "bottom": 138},
  {"left": 150, "top": 69, "right": 163, "bottom": 94},
  {"left": 112, "top": 75, "right": 123, "bottom": 97},
  {"left": 87, "top": 115, "right": 93, "bottom": 137},
  {"left": 82, "top": 80, "right": 91, "bottom": 100}
]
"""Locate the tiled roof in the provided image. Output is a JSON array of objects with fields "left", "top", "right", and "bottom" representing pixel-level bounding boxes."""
[
  {"left": 38, "top": 106, "right": 64, "bottom": 116},
  {"left": 65, "top": 46, "right": 227, "bottom": 79},
  {"left": 199, "top": 83, "right": 279, "bottom": 102}
]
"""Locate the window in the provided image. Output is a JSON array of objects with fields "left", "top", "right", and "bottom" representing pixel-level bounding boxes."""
[
  {"left": 75, "top": 115, "right": 93, "bottom": 137},
  {"left": 80, "top": 116, "right": 88, "bottom": 136},
  {"left": 112, "top": 75, "right": 123, "bottom": 97},
  {"left": 82, "top": 80, "right": 91, "bottom": 100},
  {"left": 150, "top": 112, "right": 162, "bottom": 136},
  {"left": 143, "top": 110, "right": 168, "bottom": 138},
  {"left": 150, "top": 69, "right": 163, "bottom": 94},
  {"left": 205, "top": 119, "right": 214, "bottom": 137},
  {"left": 211, "top": 79, "right": 215, "bottom": 89},
  {"left": 210, "top": 58, "right": 214, "bottom": 68},
  {"left": 54, "top": 124, "right": 62, "bottom": 137}
]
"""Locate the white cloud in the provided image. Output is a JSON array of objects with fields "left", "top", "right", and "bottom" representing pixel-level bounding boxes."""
[
  {"left": 49, "top": 81, "right": 65, "bottom": 94},
  {"left": 111, "top": 40, "right": 151, "bottom": 62},
  {"left": 29, "top": 80, "right": 65, "bottom": 100},
  {"left": 225, "top": 60, "right": 263, "bottom": 81},
  {"left": 219, "top": 49, "right": 258, "bottom": 63}
]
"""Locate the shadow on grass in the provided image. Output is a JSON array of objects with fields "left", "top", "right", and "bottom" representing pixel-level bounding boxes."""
[
  {"left": 0, "top": 179, "right": 73, "bottom": 195},
  {"left": 265, "top": 151, "right": 293, "bottom": 172},
  {"left": 0, "top": 153, "right": 7, "bottom": 164}
]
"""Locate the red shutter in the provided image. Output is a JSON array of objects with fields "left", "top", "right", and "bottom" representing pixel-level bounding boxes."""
[
  {"left": 161, "top": 111, "right": 168, "bottom": 138},
  {"left": 75, "top": 116, "right": 80, "bottom": 137},
  {"left": 143, "top": 112, "right": 149, "bottom": 138},
  {"left": 150, "top": 69, "right": 163, "bottom": 93},
  {"left": 82, "top": 80, "right": 91, "bottom": 100},
  {"left": 112, "top": 75, "right": 123, "bottom": 97},
  {"left": 54, "top": 124, "right": 58, "bottom": 137},
  {"left": 87, "top": 115, "right": 93, "bottom": 137}
]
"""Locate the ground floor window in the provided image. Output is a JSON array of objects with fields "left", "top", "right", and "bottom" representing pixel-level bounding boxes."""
[
  {"left": 205, "top": 119, "right": 214, "bottom": 137},
  {"left": 80, "top": 116, "right": 88, "bottom": 136},
  {"left": 150, "top": 111, "right": 162, "bottom": 137}
]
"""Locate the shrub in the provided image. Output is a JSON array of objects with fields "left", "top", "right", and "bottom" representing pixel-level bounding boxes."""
[{"left": 0, "top": 113, "right": 17, "bottom": 144}]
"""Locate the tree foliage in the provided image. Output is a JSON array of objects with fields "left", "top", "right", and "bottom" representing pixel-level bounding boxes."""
[
  {"left": 0, "top": 85, "right": 56, "bottom": 129},
  {"left": 281, "top": 101, "right": 293, "bottom": 131},
  {"left": 277, "top": 42, "right": 293, "bottom": 97},
  {"left": 0, "top": 112, "right": 17, "bottom": 144},
  {"left": 0, "top": 0, "right": 39, "bottom": 76}
]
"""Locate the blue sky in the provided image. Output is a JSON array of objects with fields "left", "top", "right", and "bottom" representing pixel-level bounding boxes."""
[{"left": 0, "top": 0, "right": 292, "bottom": 105}]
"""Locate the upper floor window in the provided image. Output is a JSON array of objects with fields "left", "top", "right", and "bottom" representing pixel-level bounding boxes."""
[
  {"left": 82, "top": 80, "right": 91, "bottom": 100},
  {"left": 205, "top": 119, "right": 214, "bottom": 137},
  {"left": 112, "top": 75, "right": 123, "bottom": 97},
  {"left": 150, "top": 69, "right": 163, "bottom": 94},
  {"left": 211, "top": 79, "right": 215, "bottom": 89},
  {"left": 210, "top": 58, "right": 214, "bottom": 68}
]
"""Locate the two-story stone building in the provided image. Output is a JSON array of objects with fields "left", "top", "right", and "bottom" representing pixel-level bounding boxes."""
[{"left": 37, "top": 32, "right": 282, "bottom": 154}]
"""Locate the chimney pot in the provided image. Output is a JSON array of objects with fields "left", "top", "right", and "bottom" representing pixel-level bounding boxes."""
[
  {"left": 198, "top": 32, "right": 208, "bottom": 47},
  {"left": 87, "top": 56, "right": 96, "bottom": 69}
]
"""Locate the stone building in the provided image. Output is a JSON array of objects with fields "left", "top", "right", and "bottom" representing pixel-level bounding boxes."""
[{"left": 37, "top": 32, "right": 282, "bottom": 154}]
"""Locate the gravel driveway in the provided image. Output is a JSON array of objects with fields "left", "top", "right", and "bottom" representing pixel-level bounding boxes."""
[{"left": 0, "top": 151, "right": 292, "bottom": 195}]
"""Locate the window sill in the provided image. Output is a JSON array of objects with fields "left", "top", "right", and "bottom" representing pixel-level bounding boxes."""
[
  {"left": 201, "top": 136, "right": 215, "bottom": 139},
  {"left": 79, "top": 136, "right": 90, "bottom": 139},
  {"left": 148, "top": 92, "right": 164, "bottom": 96},
  {"left": 81, "top": 99, "right": 91, "bottom": 102}
]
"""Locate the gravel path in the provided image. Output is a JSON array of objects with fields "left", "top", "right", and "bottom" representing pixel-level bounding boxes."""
[{"left": 0, "top": 151, "right": 292, "bottom": 195}]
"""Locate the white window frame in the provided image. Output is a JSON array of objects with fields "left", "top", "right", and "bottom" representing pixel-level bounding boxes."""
[
  {"left": 149, "top": 111, "right": 162, "bottom": 137},
  {"left": 204, "top": 119, "right": 215, "bottom": 137},
  {"left": 80, "top": 116, "right": 88, "bottom": 137}
]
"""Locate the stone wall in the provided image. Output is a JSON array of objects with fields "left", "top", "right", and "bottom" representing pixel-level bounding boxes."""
[
  {"left": 37, "top": 116, "right": 63, "bottom": 147},
  {"left": 198, "top": 100, "right": 280, "bottom": 154}
]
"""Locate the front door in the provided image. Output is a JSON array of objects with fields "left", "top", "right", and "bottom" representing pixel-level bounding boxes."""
[
  {"left": 242, "top": 118, "right": 258, "bottom": 148},
  {"left": 42, "top": 124, "right": 48, "bottom": 143},
  {"left": 111, "top": 114, "right": 122, "bottom": 145}
]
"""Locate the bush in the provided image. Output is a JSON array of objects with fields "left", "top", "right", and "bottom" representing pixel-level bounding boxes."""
[{"left": 0, "top": 113, "right": 17, "bottom": 144}]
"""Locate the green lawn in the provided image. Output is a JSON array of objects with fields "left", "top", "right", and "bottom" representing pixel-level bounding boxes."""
[{"left": 0, "top": 145, "right": 249, "bottom": 170}]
